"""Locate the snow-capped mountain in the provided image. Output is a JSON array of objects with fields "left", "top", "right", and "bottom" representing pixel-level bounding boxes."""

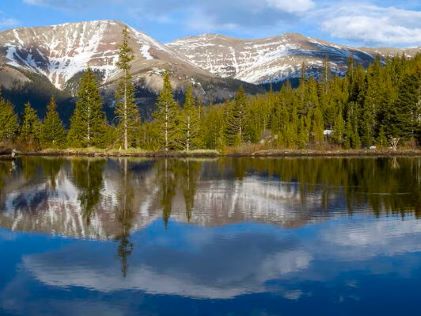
[
  {"left": 0, "top": 20, "right": 241, "bottom": 96},
  {"left": 1, "top": 20, "right": 155, "bottom": 89},
  {"left": 0, "top": 20, "right": 419, "bottom": 106},
  {"left": 168, "top": 33, "right": 418, "bottom": 85}
]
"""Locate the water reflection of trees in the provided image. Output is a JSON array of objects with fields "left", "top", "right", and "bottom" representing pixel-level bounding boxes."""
[
  {"left": 0, "top": 160, "right": 14, "bottom": 193},
  {"left": 71, "top": 159, "right": 105, "bottom": 225},
  {"left": 155, "top": 159, "right": 202, "bottom": 227},
  {"left": 115, "top": 159, "right": 135, "bottom": 277},
  {"left": 0, "top": 157, "right": 419, "bottom": 239},
  {"left": 19, "top": 157, "right": 65, "bottom": 189},
  {"left": 219, "top": 158, "right": 421, "bottom": 218}
]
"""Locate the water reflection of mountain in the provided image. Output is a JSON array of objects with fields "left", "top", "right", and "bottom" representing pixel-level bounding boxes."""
[{"left": 0, "top": 157, "right": 419, "bottom": 239}]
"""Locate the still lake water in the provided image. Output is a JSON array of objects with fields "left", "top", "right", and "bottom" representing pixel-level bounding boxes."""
[{"left": 0, "top": 157, "right": 420, "bottom": 316}]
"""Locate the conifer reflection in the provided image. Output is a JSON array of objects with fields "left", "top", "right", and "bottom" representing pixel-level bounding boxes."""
[
  {"left": 41, "top": 157, "right": 65, "bottom": 190},
  {"left": 115, "top": 159, "right": 135, "bottom": 277},
  {"left": 155, "top": 159, "right": 202, "bottom": 226},
  {"left": 218, "top": 157, "right": 421, "bottom": 217},
  {"left": 180, "top": 159, "right": 201, "bottom": 222},
  {"left": 71, "top": 158, "right": 105, "bottom": 225}
]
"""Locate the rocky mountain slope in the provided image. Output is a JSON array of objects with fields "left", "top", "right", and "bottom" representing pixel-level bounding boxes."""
[
  {"left": 0, "top": 20, "right": 419, "bottom": 115},
  {"left": 0, "top": 20, "right": 256, "bottom": 108},
  {"left": 168, "top": 33, "right": 420, "bottom": 85}
]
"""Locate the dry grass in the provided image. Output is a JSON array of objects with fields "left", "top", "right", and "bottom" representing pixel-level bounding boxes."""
[
  {"left": 23, "top": 147, "right": 220, "bottom": 158},
  {"left": 17, "top": 146, "right": 421, "bottom": 158}
]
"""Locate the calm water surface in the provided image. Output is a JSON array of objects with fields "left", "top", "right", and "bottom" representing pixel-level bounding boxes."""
[{"left": 0, "top": 157, "right": 420, "bottom": 316}]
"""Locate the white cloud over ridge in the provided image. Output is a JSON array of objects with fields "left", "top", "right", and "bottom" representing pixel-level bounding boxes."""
[
  {"left": 21, "top": 0, "right": 421, "bottom": 47},
  {"left": 0, "top": 11, "right": 19, "bottom": 29},
  {"left": 320, "top": 5, "right": 421, "bottom": 47},
  {"left": 265, "top": 0, "right": 315, "bottom": 13}
]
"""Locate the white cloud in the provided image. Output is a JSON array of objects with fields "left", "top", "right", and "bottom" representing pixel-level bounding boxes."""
[
  {"left": 23, "top": 0, "right": 105, "bottom": 10},
  {"left": 0, "top": 18, "right": 19, "bottom": 27},
  {"left": 0, "top": 11, "right": 19, "bottom": 29},
  {"left": 320, "top": 5, "right": 421, "bottom": 47},
  {"left": 266, "top": 0, "right": 315, "bottom": 13},
  {"left": 18, "top": 0, "right": 421, "bottom": 47},
  {"left": 22, "top": 233, "right": 312, "bottom": 299}
]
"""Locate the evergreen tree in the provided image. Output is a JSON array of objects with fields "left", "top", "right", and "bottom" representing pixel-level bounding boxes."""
[
  {"left": 154, "top": 72, "right": 180, "bottom": 151},
  {"left": 311, "top": 106, "right": 325, "bottom": 145},
  {"left": 332, "top": 108, "right": 345, "bottom": 145},
  {"left": 389, "top": 72, "right": 421, "bottom": 143},
  {"left": 361, "top": 57, "right": 382, "bottom": 147},
  {"left": 19, "top": 102, "right": 41, "bottom": 149},
  {"left": 179, "top": 85, "right": 201, "bottom": 151},
  {"left": 114, "top": 27, "right": 141, "bottom": 150},
  {"left": 40, "top": 97, "right": 66, "bottom": 148},
  {"left": 345, "top": 102, "right": 361, "bottom": 149},
  {"left": 377, "top": 126, "right": 387, "bottom": 147},
  {"left": 297, "top": 117, "right": 309, "bottom": 148},
  {"left": 225, "top": 86, "right": 247, "bottom": 146},
  {"left": 0, "top": 97, "right": 18, "bottom": 144},
  {"left": 68, "top": 69, "right": 107, "bottom": 148}
]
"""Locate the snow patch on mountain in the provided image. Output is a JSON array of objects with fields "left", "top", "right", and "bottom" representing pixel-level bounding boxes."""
[
  {"left": 0, "top": 20, "right": 184, "bottom": 90},
  {"left": 168, "top": 33, "right": 378, "bottom": 84}
]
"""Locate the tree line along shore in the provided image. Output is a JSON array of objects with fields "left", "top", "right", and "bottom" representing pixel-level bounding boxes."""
[{"left": 0, "top": 28, "right": 420, "bottom": 157}]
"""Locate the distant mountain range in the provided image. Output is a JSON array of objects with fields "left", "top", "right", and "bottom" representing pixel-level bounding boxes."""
[{"left": 0, "top": 20, "right": 419, "bottom": 118}]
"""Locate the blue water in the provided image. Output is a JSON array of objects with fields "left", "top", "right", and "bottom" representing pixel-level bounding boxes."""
[{"left": 0, "top": 157, "right": 420, "bottom": 315}]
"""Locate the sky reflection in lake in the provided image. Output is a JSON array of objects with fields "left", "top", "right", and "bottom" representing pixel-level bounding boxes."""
[{"left": 0, "top": 157, "right": 420, "bottom": 316}]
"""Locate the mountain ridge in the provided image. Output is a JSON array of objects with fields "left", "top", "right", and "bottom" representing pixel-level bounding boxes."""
[
  {"left": 168, "top": 32, "right": 420, "bottom": 85},
  {"left": 0, "top": 19, "right": 419, "bottom": 117}
]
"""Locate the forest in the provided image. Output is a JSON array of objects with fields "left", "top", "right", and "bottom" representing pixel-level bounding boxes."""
[{"left": 0, "top": 28, "right": 420, "bottom": 153}]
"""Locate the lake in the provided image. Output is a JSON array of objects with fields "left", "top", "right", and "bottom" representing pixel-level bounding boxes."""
[{"left": 0, "top": 157, "right": 420, "bottom": 316}]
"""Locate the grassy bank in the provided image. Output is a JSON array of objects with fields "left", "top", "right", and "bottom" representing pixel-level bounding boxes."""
[
  {"left": 20, "top": 148, "right": 221, "bottom": 158},
  {"left": 12, "top": 146, "right": 421, "bottom": 158},
  {"left": 250, "top": 149, "right": 421, "bottom": 157}
]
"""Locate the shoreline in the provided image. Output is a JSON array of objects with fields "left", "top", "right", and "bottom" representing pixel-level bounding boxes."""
[{"left": 12, "top": 148, "right": 421, "bottom": 158}]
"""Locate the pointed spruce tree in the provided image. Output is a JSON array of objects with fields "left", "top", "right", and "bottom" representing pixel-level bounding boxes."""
[
  {"left": 180, "top": 85, "right": 201, "bottom": 151},
  {"left": 115, "top": 27, "right": 141, "bottom": 150},
  {"left": 68, "top": 69, "right": 107, "bottom": 148},
  {"left": 0, "top": 97, "right": 18, "bottom": 144},
  {"left": 154, "top": 72, "right": 180, "bottom": 151},
  {"left": 225, "top": 86, "right": 247, "bottom": 146},
  {"left": 19, "top": 102, "right": 41, "bottom": 149},
  {"left": 311, "top": 105, "right": 325, "bottom": 146},
  {"left": 41, "top": 97, "right": 66, "bottom": 149},
  {"left": 389, "top": 72, "right": 421, "bottom": 143}
]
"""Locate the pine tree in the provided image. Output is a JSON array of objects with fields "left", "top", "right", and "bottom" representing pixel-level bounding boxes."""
[
  {"left": 0, "top": 97, "right": 18, "bottom": 144},
  {"left": 225, "top": 86, "right": 247, "bottom": 146},
  {"left": 361, "top": 57, "right": 382, "bottom": 147},
  {"left": 297, "top": 117, "right": 309, "bottom": 148},
  {"left": 41, "top": 97, "right": 66, "bottom": 148},
  {"left": 114, "top": 27, "right": 141, "bottom": 150},
  {"left": 19, "top": 102, "right": 41, "bottom": 149},
  {"left": 68, "top": 69, "right": 107, "bottom": 148},
  {"left": 377, "top": 126, "right": 387, "bottom": 147},
  {"left": 344, "top": 112, "right": 352, "bottom": 149},
  {"left": 345, "top": 102, "right": 361, "bottom": 149},
  {"left": 179, "top": 85, "right": 201, "bottom": 151},
  {"left": 390, "top": 72, "right": 421, "bottom": 142},
  {"left": 311, "top": 106, "right": 324, "bottom": 145},
  {"left": 154, "top": 72, "right": 180, "bottom": 151},
  {"left": 332, "top": 108, "right": 345, "bottom": 145}
]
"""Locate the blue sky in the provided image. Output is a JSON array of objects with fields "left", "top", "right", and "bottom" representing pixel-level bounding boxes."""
[{"left": 0, "top": 0, "right": 420, "bottom": 47}]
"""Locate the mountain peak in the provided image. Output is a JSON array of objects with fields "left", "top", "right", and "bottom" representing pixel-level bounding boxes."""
[
  {"left": 0, "top": 20, "right": 170, "bottom": 89},
  {"left": 167, "top": 32, "right": 380, "bottom": 84}
]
